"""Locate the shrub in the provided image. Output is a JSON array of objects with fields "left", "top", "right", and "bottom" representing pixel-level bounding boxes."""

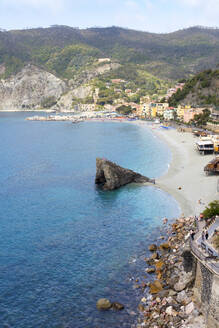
[
  {"left": 41, "top": 96, "right": 57, "bottom": 108},
  {"left": 202, "top": 200, "right": 219, "bottom": 219}
]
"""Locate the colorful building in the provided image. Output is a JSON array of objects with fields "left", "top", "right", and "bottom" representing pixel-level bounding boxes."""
[
  {"left": 163, "top": 107, "right": 175, "bottom": 121},
  {"left": 183, "top": 107, "right": 203, "bottom": 123}
]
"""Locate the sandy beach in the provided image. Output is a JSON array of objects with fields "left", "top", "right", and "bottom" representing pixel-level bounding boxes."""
[{"left": 147, "top": 125, "right": 219, "bottom": 217}]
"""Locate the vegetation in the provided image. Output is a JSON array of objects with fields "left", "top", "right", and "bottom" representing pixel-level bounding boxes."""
[
  {"left": 41, "top": 96, "right": 57, "bottom": 108},
  {"left": 191, "top": 108, "right": 211, "bottom": 126},
  {"left": 116, "top": 105, "right": 133, "bottom": 115},
  {"left": 202, "top": 200, "right": 219, "bottom": 219},
  {"left": 169, "top": 69, "right": 219, "bottom": 107},
  {"left": 0, "top": 25, "right": 219, "bottom": 82}
]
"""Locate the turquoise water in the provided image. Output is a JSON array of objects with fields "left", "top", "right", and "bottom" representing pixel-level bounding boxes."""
[{"left": 0, "top": 113, "right": 180, "bottom": 328}]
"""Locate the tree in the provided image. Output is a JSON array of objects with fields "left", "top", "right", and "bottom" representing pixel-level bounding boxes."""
[
  {"left": 202, "top": 200, "right": 219, "bottom": 219},
  {"left": 116, "top": 105, "right": 132, "bottom": 115},
  {"left": 192, "top": 108, "right": 211, "bottom": 127}
]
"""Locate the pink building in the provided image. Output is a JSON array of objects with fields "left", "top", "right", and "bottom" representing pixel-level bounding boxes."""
[{"left": 183, "top": 108, "right": 203, "bottom": 123}]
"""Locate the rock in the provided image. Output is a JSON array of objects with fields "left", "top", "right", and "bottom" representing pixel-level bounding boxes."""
[
  {"left": 165, "top": 305, "right": 178, "bottom": 316},
  {"left": 177, "top": 290, "right": 191, "bottom": 305},
  {"left": 96, "top": 298, "right": 112, "bottom": 310},
  {"left": 155, "top": 260, "right": 165, "bottom": 271},
  {"left": 141, "top": 297, "right": 147, "bottom": 303},
  {"left": 146, "top": 267, "right": 155, "bottom": 273},
  {"left": 111, "top": 302, "right": 124, "bottom": 310},
  {"left": 149, "top": 280, "right": 163, "bottom": 294},
  {"left": 150, "top": 252, "right": 159, "bottom": 260},
  {"left": 185, "top": 302, "right": 194, "bottom": 315},
  {"left": 158, "top": 290, "right": 169, "bottom": 298},
  {"left": 0, "top": 64, "right": 67, "bottom": 111},
  {"left": 169, "top": 289, "right": 177, "bottom": 296},
  {"left": 95, "top": 158, "right": 155, "bottom": 190},
  {"left": 159, "top": 243, "right": 171, "bottom": 251},
  {"left": 174, "top": 281, "right": 187, "bottom": 292},
  {"left": 149, "top": 244, "right": 157, "bottom": 251},
  {"left": 138, "top": 304, "right": 145, "bottom": 312},
  {"left": 174, "top": 271, "right": 194, "bottom": 292}
]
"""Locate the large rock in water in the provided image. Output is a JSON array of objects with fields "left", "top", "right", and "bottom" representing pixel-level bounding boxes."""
[
  {"left": 96, "top": 298, "right": 112, "bottom": 310},
  {"left": 95, "top": 158, "right": 155, "bottom": 190}
]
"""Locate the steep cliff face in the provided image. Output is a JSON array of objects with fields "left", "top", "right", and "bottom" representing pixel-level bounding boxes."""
[
  {"left": 56, "top": 85, "right": 92, "bottom": 111},
  {"left": 0, "top": 64, "right": 67, "bottom": 111},
  {"left": 0, "top": 62, "right": 121, "bottom": 111}
]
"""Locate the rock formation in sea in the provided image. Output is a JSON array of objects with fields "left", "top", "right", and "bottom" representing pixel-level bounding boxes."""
[{"left": 95, "top": 158, "right": 155, "bottom": 190}]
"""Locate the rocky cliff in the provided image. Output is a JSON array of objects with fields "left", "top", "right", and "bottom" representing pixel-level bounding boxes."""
[
  {"left": 95, "top": 158, "right": 155, "bottom": 190},
  {"left": 0, "top": 61, "right": 121, "bottom": 111},
  {"left": 0, "top": 64, "right": 67, "bottom": 111}
]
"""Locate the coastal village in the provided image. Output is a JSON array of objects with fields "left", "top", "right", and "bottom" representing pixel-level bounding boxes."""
[
  {"left": 26, "top": 80, "right": 219, "bottom": 328},
  {"left": 1, "top": 27, "right": 219, "bottom": 328}
]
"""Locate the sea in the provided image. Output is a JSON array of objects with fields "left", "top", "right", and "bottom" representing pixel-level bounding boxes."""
[{"left": 0, "top": 112, "right": 180, "bottom": 328}]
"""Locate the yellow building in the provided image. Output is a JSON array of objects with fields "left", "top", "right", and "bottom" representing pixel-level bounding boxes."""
[
  {"left": 177, "top": 105, "right": 191, "bottom": 120},
  {"left": 177, "top": 105, "right": 185, "bottom": 120},
  {"left": 140, "top": 103, "right": 150, "bottom": 117},
  {"left": 151, "top": 106, "right": 157, "bottom": 118}
]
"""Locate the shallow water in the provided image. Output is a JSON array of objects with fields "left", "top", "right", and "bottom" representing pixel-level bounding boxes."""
[{"left": 0, "top": 113, "right": 180, "bottom": 328}]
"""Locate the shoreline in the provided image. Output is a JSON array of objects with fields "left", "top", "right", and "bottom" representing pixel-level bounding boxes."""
[
  {"left": 2, "top": 111, "right": 217, "bottom": 216},
  {"left": 141, "top": 122, "right": 218, "bottom": 217}
]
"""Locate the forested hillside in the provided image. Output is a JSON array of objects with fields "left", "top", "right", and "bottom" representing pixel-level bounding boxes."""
[
  {"left": 168, "top": 69, "right": 219, "bottom": 107},
  {"left": 0, "top": 25, "right": 219, "bottom": 82}
]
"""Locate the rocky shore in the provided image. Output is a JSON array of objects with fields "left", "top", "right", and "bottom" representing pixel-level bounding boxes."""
[{"left": 135, "top": 215, "right": 205, "bottom": 328}]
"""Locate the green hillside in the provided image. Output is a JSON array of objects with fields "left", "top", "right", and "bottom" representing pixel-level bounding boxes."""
[
  {"left": 0, "top": 25, "right": 219, "bottom": 92},
  {"left": 168, "top": 69, "right": 219, "bottom": 107}
]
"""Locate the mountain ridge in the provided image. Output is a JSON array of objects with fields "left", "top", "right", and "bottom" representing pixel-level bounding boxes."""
[{"left": 0, "top": 25, "right": 219, "bottom": 81}]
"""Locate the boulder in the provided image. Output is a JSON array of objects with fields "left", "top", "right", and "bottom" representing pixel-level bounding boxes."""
[
  {"left": 95, "top": 158, "right": 155, "bottom": 190},
  {"left": 149, "top": 280, "right": 163, "bottom": 294},
  {"left": 185, "top": 302, "right": 194, "bottom": 315},
  {"left": 96, "top": 298, "right": 112, "bottom": 310},
  {"left": 165, "top": 305, "right": 178, "bottom": 316},
  {"left": 111, "top": 302, "right": 124, "bottom": 310},
  {"left": 155, "top": 260, "right": 165, "bottom": 271},
  {"left": 159, "top": 243, "right": 171, "bottom": 251},
  {"left": 174, "top": 271, "right": 194, "bottom": 292},
  {"left": 146, "top": 267, "right": 155, "bottom": 274},
  {"left": 176, "top": 290, "right": 191, "bottom": 305},
  {"left": 150, "top": 252, "right": 159, "bottom": 260},
  {"left": 149, "top": 244, "right": 157, "bottom": 251}
]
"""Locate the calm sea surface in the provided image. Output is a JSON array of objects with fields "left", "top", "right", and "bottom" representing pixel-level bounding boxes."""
[{"left": 0, "top": 113, "right": 180, "bottom": 328}]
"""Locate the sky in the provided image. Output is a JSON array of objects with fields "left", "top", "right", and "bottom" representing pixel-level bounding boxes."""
[{"left": 0, "top": 0, "right": 219, "bottom": 33}]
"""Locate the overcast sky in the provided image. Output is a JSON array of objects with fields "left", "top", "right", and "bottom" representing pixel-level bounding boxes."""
[{"left": 0, "top": 0, "right": 219, "bottom": 33}]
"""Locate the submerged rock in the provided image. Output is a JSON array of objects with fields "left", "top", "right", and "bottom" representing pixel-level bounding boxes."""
[
  {"left": 96, "top": 298, "right": 112, "bottom": 310},
  {"left": 95, "top": 158, "right": 155, "bottom": 190},
  {"left": 149, "top": 244, "right": 157, "bottom": 251},
  {"left": 111, "top": 302, "right": 124, "bottom": 310}
]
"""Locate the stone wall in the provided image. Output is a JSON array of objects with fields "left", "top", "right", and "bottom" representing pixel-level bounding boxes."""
[{"left": 193, "top": 260, "right": 219, "bottom": 328}]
